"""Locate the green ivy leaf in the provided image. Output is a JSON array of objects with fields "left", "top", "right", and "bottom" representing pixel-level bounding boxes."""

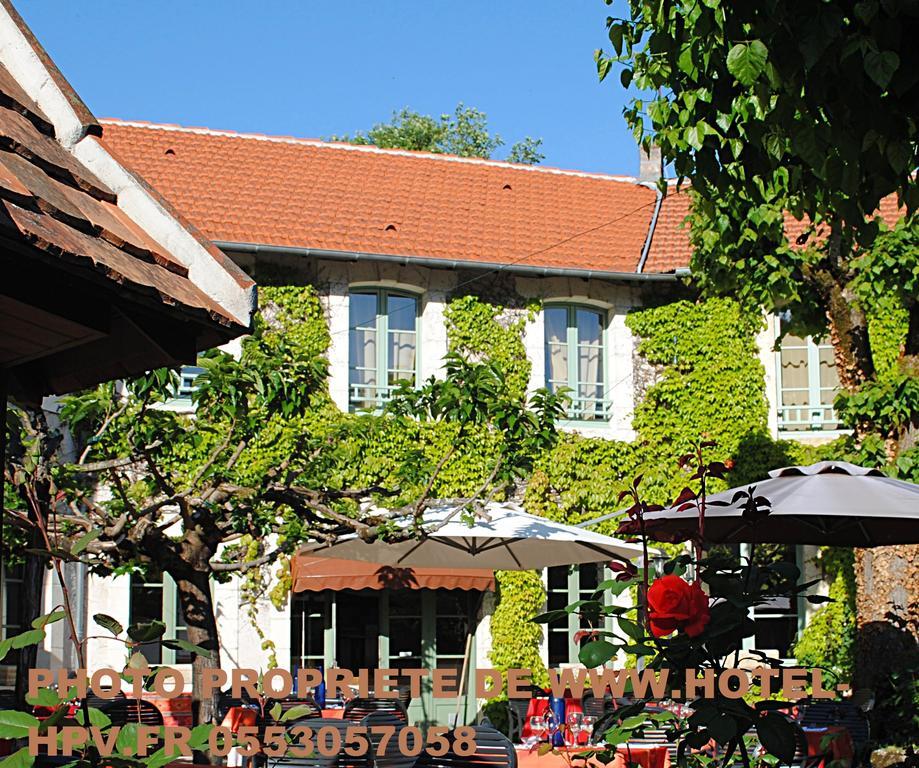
[
  {"left": 281, "top": 704, "right": 316, "bottom": 722},
  {"left": 25, "top": 688, "right": 60, "bottom": 708},
  {"left": 726, "top": 40, "right": 768, "bottom": 85},
  {"left": 863, "top": 49, "right": 899, "bottom": 89},
  {"left": 31, "top": 611, "right": 66, "bottom": 630},
  {"left": 11, "top": 629, "right": 44, "bottom": 650}
]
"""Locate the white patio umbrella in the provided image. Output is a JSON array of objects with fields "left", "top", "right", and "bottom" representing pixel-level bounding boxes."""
[
  {"left": 639, "top": 460, "right": 919, "bottom": 547},
  {"left": 300, "top": 500, "right": 646, "bottom": 567},
  {"left": 300, "top": 500, "right": 646, "bottom": 724}
]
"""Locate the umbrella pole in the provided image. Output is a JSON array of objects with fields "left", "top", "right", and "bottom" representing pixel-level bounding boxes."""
[
  {"left": 454, "top": 631, "right": 472, "bottom": 726},
  {"left": 454, "top": 590, "right": 485, "bottom": 727}
]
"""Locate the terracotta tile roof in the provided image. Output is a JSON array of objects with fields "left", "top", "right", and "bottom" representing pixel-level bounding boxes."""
[
  {"left": 645, "top": 185, "right": 904, "bottom": 271},
  {"left": 643, "top": 188, "right": 691, "bottom": 273},
  {"left": 100, "top": 120, "right": 663, "bottom": 274}
]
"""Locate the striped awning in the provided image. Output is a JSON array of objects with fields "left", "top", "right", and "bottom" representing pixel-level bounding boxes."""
[{"left": 291, "top": 556, "right": 495, "bottom": 593}]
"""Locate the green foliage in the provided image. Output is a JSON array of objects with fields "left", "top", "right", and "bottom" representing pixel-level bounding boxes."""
[
  {"left": 853, "top": 217, "right": 919, "bottom": 326},
  {"left": 792, "top": 547, "right": 857, "bottom": 680},
  {"left": 444, "top": 295, "right": 534, "bottom": 401},
  {"left": 597, "top": 0, "right": 918, "bottom": 261},
  {"left": 487, "top": 570, "right": 550, "bottom": 690},
  {"left": 626, "top": 298, "right": 771, "bottom": 502},
  {"left": 331, "top": 103, "right": 544, "bottom": 164}
]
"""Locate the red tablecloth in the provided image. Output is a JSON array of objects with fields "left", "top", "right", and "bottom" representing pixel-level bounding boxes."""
[
  {"left": 517, "top": 745, "right": 669, "bottom": 768},
  {"left": 520, "top": 698, "right": 585, "bottom": 743},
  {"left": 803, "top": 727, "right": 854, "bottom": 768}
]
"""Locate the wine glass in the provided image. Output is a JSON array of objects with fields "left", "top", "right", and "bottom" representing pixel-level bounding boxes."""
[
  {"left": 567, "top": 712, "right": 584, "bottom": 745},
  {"left": 582, "top": 714, "right": 596, "bottom": 744},
  {"left": 530, "top": 714, "right": 547, "bottom": 741}
]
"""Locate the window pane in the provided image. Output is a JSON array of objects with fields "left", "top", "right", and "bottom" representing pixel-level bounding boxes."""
[
  {"left": 545, "top": 308, "right": 569, "bottom": 391},
  {"left": 576, "top": 309, "right": 603, "bottom": 346},
  {"left": 350, "top": 292, "right": 378, "bottom": 329},
  {"left": 388, "top": 331, "right": 416, "bottom": 384},
  {"left": 578, "top": 564, "right": 599, "bottom": 592},
  {"left": 387, "top": 294, "right": 417, "bottom": 332},
  {"left": 548, "top": 630, "right": 569, "bottom": 667},
  {"left": 545, "top": 308, "right": 568, "bottom": 345},
  {"left": 818, "top": 345, "right": 839, "bottom": 402},
  {"left": 780, "top": 343, "right": 809, "bottom": 405},
  {"left": 350, "top": 293, "right": 379, "bottom": 408},
  {"left": 547, "top": 565, "right": 569, "bottom": 591}
]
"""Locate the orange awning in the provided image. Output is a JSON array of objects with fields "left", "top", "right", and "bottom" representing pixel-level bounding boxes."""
[{"left": 291, "top": 556, "right": 495, "bottom": 593}]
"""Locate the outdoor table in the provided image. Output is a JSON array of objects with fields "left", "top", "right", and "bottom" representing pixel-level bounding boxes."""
[
  {"left": 516, "top": 745, "right": 670, "bottom": 768},
  {"left": 803, "top": 726, "right": 854, "bottom": 768},
  {"left": 519, "top": 697, "right": 585, "bottom": 743}
]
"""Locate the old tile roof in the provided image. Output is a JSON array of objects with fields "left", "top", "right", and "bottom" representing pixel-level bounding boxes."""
[
  {"left": 0, "top": 0, "right": 255, "bottom": 398},
  {"left": 100, "top": 120, "right": 663, "bottom": 275},
  {"left": 0, "top": 84, "right": 241, "bottom": 328}
]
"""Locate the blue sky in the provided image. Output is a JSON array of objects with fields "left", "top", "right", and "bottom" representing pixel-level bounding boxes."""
[{"left": 17, "top": 1, "right": 639, "bottom": 175}]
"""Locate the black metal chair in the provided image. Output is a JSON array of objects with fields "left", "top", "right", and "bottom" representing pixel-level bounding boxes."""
[
  {"left": 417, "top": 725, "right": 516, "bottom": 768},
  {"left": 265, "top": 718, "right": 352, "bottom": 768},
  {"left": 98, "top": 697, "right": 164, "bottom": 726},
  {"left": 343, "top": 697, "right": 408, "bottom": 725},
  {"left": 799, "top": 701, "right": 870, "bottom": 766}
]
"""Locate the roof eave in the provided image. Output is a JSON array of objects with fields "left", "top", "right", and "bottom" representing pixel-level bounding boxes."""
[{"left": 215, "top": 241, "right": 686, "bottom": 283}]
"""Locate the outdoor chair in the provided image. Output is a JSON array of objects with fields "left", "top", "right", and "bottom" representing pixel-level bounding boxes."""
[
  {"left": 798, "top": 701, "right": 870, "bottom": 764},
  {"left": 416, "top": 725, "right": 517, "bottom": 768},
  {"left": 98, "top": 697, "right": 164, "bottom": 727},
  {"left": 395, "top": 684, "right": 413, "bottom": 711},
  {"left": 265, "top": 719, "right": 352, "bottom": 768},
  {"left": 343, "top": 697, "right": 408, "bottom": 724}
]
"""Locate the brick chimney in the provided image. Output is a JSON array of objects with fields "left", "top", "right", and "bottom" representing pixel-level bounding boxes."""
[{"left": 638, "top": 144, "right": 662, "bottom": 183}]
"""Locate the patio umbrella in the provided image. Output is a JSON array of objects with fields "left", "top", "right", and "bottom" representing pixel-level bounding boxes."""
[
  {"left": 638, "top": 461, "right": 919, "bottom": 547},
  {"left": 300, "top": 500, "right": 646, "bottom": 568},
  {"left": 300, "top": 500, "right": 646, "bottom": 723}
]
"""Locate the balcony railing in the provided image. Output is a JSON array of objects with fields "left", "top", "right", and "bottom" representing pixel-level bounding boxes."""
[
  {"left": 777, "top": 404, "right": 840, "bottom": 432},
  {"left": 562, "top": 396, "right": 613, "bottom": 423}
]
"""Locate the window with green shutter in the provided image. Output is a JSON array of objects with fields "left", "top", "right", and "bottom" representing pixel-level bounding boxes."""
[
  {"left": 349, "top": 289, "right": 420, "bottom": 410},
  {"left": 544, "top": 304, "right": 609, "bottom": 421}
]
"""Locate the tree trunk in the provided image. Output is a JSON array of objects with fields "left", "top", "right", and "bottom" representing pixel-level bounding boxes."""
[{"left": 173, "top": 567, "right": 221, "bottom": 762}]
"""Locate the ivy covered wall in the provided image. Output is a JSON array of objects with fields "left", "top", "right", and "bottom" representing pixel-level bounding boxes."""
[{"left": 250, "top": 276, "right": 912, "bottom": 723}]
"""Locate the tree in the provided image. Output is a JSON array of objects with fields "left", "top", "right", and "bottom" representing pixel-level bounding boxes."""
[
  {"left": 3, "top": 287, "right": 563, "bottom": 735},
  {"left": 332, "top": 103, "right": 545, "bottom": 164},
  {"left": 594, "top": 0, "right": 918, "bottom": 706}
]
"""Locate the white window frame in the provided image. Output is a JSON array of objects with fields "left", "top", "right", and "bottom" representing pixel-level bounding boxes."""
[
  {"left": 348, "top": 287, "right": 421, "bottom": 411},
  {"left": 544, "top": 303, "right": 611, "bottom": 423}
]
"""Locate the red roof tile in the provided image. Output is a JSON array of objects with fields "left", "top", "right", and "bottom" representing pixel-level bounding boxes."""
[
  {"left": 645, "top": 186, "right": 904, "bottom": 272},
  {"left": 100, "top": 120, "right": 662, "bottom": 274}
]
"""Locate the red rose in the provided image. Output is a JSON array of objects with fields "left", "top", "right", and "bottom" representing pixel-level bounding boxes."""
[{"left": 646, "top": 574, "right": 710, "bottom": 639}]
